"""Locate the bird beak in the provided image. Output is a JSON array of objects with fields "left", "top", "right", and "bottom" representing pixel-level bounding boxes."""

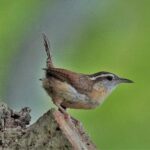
[{"left": 119, "top": 78, "right": 134, "bottom": 83}]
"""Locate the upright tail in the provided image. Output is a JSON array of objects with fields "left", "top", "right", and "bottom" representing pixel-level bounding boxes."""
[{"left": 42, "top": 33, "right": 54, "bottom": 68}]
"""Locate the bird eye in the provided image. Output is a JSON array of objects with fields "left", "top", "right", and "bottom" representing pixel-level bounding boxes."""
[{"left": 106, "top": 76, "right": 113, "bottom": 81}]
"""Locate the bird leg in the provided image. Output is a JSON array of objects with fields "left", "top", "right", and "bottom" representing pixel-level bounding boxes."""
[
  {"left": 58, "top": 105, "right": 80, "bottom": 126},
  {"left": 57, "top": 104, "right": 70, "bottom": 120},
  {"left": 53, "top": 98, "right": 70, "bottom": 120},
  {"left": 70, "top": 116, "right": 81, "bottom": 126},
  {"left": 53, "top": 98, "right": 79, "bottom": 125}
]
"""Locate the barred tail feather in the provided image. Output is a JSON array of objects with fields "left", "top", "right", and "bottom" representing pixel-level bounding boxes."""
[{"left": 42, "top": 33, "right": 54, "bottom": 68}]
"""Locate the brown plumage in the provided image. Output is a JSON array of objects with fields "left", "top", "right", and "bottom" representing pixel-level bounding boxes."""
[
  {"left": 41, "top": 34, "right": 133, "bottom": 113},
  {"left": 46, "top": 68, "right": 93, "bottom": 93},
  {"left": 41, "top": 34, "right": 106, "bottom": 112}
]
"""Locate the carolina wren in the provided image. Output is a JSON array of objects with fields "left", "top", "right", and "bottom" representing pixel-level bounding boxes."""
[{"left": 41, "top": 34, "right": 133, "bottom": 114}]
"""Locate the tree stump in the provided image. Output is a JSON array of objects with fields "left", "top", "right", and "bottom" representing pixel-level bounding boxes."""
[{"left": 0, "top": 102, "right": 97, "bottom": 150}]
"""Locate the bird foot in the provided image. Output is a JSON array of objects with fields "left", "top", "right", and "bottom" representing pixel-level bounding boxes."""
[
  {"left": 58, "top": 107, "right": 80, "bottom": 126},
  {"left": 71, "top": 116, "right": 81, "bottom": 127},
  {"left": 58, "top": 108, "right": 70, "bottom": 120}
]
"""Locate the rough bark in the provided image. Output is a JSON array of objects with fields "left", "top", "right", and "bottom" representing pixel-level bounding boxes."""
[{"left": 0, "top": 102, "right": 96, "bottom": 150}]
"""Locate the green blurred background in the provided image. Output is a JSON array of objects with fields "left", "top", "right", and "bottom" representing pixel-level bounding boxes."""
[{"left": 0, "top": 0, "right": 149, "bottom": 149}]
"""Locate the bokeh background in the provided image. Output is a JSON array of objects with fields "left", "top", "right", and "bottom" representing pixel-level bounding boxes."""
[{"left": 0, "top": 0, "right": 149, "bottom": 149}]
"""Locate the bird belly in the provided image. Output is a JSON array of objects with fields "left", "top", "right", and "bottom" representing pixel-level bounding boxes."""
[
  {"left": 60, "top": 83, "right": 102, "bottom": 109},
  {"left": 43, "top": 78, "right": 105, "bottom": 109}
]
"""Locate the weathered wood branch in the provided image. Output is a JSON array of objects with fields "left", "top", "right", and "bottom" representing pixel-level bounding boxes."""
[{"left": 0, "top": 102, "right": 96, "bottom": 150}]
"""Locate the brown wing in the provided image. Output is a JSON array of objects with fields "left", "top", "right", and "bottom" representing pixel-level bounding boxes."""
[{"left": 46, "top": 68, "right": 93, "bottom": 94}]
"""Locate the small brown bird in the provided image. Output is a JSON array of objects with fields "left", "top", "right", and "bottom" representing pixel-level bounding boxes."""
[{"left": 41, "top": 34, "right": 133, "bottom": 115}]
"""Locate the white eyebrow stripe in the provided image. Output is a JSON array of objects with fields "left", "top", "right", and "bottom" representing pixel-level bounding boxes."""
[{"left": 90, "top": 74, "right": 114, "bottom": 80}]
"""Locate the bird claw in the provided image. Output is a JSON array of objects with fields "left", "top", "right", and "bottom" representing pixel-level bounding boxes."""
[
  {"left": 58, "top": 107, "right": 69, "bottom": 119},
  {"left": 71, "top": 117, "right": 81, "bottom": 126},
  {"left": 58, "top": 110, "right": 80, "bottom": 126}
]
